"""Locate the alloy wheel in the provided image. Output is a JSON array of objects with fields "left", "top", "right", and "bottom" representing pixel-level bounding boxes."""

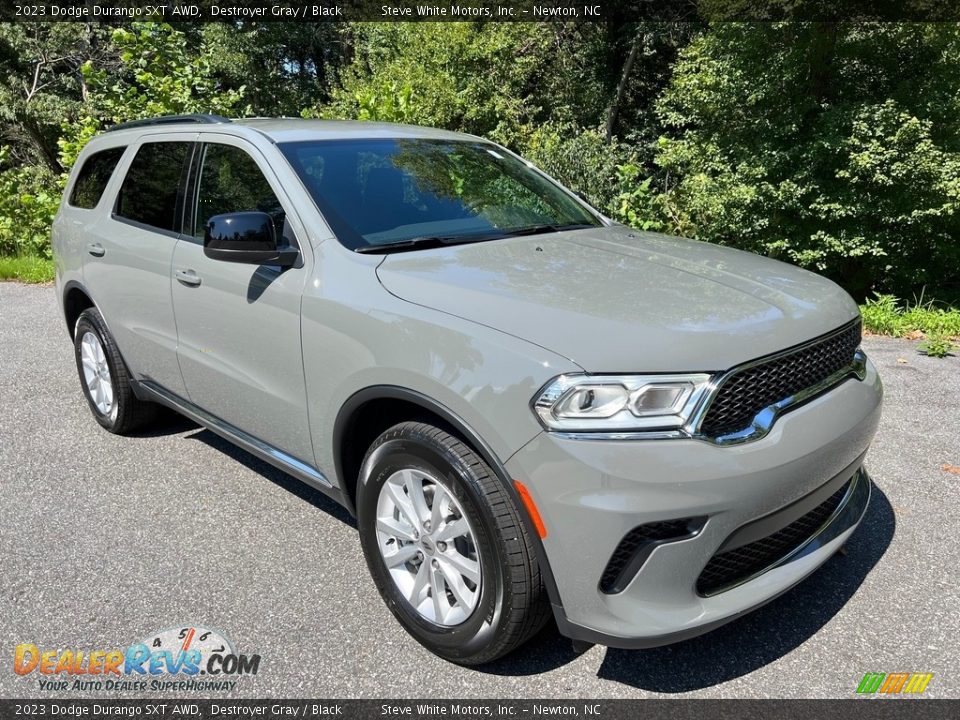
[
  {"left": 79, "top": 331, "right": 113, "bottom": 416},
  {"left": 375, "top": 468, "right": 482, "bottom": 626}
]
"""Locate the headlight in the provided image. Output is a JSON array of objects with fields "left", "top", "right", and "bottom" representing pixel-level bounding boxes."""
[{"left": 532, "top": 374, "right": 713, "bottom": 434}]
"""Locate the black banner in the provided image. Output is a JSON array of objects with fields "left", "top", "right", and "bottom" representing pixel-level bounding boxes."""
[
  {"left": 3, "top": 0, "right": 960, "bottom": 23},
  {"left": 1, "top": 700, "right": 958, "bottom": 720}
]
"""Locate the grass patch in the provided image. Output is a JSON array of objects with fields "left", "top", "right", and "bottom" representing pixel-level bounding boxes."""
[
  {"left": 0, "top": 255, "right": 54, "bottom": 284},
  {"left": 860, "top": 293, "right": 959, "bottom": 357}
]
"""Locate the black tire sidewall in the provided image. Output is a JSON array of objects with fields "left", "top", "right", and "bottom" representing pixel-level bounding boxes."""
[
  {"left": 74, "top": 312, "right": 120, "bottom": 429},
  {"left": 357, "top": 433, "right": 511, "bottom": 662}
]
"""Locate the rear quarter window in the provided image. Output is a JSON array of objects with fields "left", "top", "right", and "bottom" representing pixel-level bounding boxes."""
[
  {"left": 115, "top": 141, "right": 192, "bottom": 233},
  {"left": 68, "top": 147, "right": 126, "bottom": 209}
]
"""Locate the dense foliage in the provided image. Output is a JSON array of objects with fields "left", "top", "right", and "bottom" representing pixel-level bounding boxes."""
[
  {"left": 0, "top": 19, "right": 957, "bottom": 302},
  {"left": 653, "top": 23, "right": 960, "bottom": 299}
]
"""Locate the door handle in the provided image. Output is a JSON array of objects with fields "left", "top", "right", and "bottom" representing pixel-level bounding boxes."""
[
  {"left": 175, "top": 268, "right": 202, "bottom": 287},
  {"left": 86, "top": 243, "right": 105, "bottom": 257}
]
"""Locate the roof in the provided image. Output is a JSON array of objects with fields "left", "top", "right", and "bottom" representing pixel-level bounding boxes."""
[
  {"left": 100, "top": 115, "right": 477, "bottom": 143},
  {"left": 235, "top": 118, "right": 475, "bottom": 143}
]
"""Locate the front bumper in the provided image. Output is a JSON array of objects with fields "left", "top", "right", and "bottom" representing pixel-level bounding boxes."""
[{"left": 505, "top": 358, "right": 883, "bottom": 647}]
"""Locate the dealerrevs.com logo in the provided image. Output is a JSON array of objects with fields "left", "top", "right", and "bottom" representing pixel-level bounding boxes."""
[{"left": 13, "top": 625, "right": 261, "bottom": 692}]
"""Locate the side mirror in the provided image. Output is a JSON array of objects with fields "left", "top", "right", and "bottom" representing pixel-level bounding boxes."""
[{"left": 203, "top": 211, "right": 298, "bottom": 267}]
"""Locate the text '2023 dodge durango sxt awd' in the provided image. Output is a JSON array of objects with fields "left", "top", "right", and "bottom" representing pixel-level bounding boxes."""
[{"left": 52, "top": 115, "right": 882, "bottom": 665}]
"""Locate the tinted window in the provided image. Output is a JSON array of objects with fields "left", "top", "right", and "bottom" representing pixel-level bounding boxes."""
[
  {"left": 69, "top": 147, "right": 126, "bottom": 209},
  {"left": 115, "top": 142, "right": 191, "bottom": 232},
  {"left": 279, "top": 139, "right": 601, "bottom": 250},
  {"left": 193, "top": 144, "right": 284, "bottom": 239}
]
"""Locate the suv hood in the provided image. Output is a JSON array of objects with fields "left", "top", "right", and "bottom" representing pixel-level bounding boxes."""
[{"left": 376, "top": 226, "right": 860, "bottom": 372}]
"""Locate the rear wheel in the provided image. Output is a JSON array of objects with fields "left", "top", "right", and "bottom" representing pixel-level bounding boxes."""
[
  {"left": 357, "top": 421, "right": 550, "bottom": 665},
  {"left": 73, "top": 308, "right": 156, "bottom": 434}
]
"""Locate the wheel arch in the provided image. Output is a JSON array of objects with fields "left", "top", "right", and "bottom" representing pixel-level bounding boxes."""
[
  {"left": 62, "top": 280, "right": 96, "bottom": 340},
  {"left": 62, "top": 280, "right": 147, "bottom": 403},
  {"left": 332, "top": 385, "right": 564, "bottom": 612}
]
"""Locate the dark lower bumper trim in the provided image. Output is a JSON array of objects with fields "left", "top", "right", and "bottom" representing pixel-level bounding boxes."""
[{"left": 556, "top": 470, "right": 872, "bottom": 650}]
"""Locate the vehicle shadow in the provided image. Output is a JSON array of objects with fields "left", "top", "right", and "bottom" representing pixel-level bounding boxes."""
[
  {"left": 125, "top": 408, "right": 356, "bottom": 527},
  {"left": 479, "top": 478, "right": 895, "bottom": 682},
  {"left": 184, "top": 426, "right": 357, "bottom": 529},
  {"left": 125, "top": 407, "right": 199, "bottom": 438}
]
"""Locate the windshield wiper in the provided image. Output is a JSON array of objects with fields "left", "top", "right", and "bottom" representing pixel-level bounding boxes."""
[
  {"left": 355, "top": 236, "right": 449, "bottom": 254},
  {"left": 355, "top": 233, "right": 508, "bottom": 254},
  {"left": 502, "top": 223, "right": 595, "bottom": 238},
  {"left": 354, "top": 223, "right": 596, "bottom": 254}
]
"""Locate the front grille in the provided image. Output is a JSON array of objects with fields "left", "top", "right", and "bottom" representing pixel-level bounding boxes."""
[
  {"left": 600, "top": 518, "right": 704, "bottom": 594},
  {"left": 696, "top": 480, "right": 851, "bottom": 596},
  {"left": 699, "top": 320, "right": 862, "bottom": 438}
]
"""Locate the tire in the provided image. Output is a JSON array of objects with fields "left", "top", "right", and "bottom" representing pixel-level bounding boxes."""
[
  {"left": 357, "top": 421, "right": 550, "bottom": 665},
  {"left": 73, "top": 307, "right": 156, "bottom": 434}
]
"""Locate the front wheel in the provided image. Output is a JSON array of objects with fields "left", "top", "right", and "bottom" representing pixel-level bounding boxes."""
[{"left": 357, "top": 422, "right": 550, "bottom": 665}]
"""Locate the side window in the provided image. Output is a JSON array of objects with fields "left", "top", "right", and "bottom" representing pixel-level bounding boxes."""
[
  {"left": 68, "top": 147, "right": 126, "bottom": 209},
  {"left": 115, "top": 142, "right": 192, "bottom": 233},
  {"left": 193, "top": 144, "right": 285, "bottom": 240}
]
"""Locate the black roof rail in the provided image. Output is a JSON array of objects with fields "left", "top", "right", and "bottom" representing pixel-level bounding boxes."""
[{"left": 104, "top": 114, "right": 233, "bottom": 133}]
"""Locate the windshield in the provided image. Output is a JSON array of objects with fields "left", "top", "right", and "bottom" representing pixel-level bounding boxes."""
[{"left": 278, "top": 138, "right": 602, "bottom": 251}]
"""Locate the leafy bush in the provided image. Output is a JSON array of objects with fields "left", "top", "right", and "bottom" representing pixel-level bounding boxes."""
[
  {"left": 325, "top": 24, "right": 545, "bottom": 145},
  {"left": 859, "top": 292, "right": 960, "bottom": 356},
  {"left": 0, "top": 147, "right": 59, "bottom": 259},
  {"left": 305, "top": 82, "right": 418, "bottom": 124},
  {"left": 614, "top": 163, "right": 670, "bottom": 232},
  {"left": 901, "top": 308, "right": 960, "bottom": 338},
  {"left": 860, "top": 294, "right": 909, "bottom": 337},
  {"left": 917, "top": 334, "right": 957, "bottom": 358},
  {"left": 524, "top": 125, "right": 641, "bottom": 217},
  {"left": 322, "top": 24, "right": 615, "bottom": 150},
  {"left": 3, "top": 19, "right": 960, "bottom": 306}
]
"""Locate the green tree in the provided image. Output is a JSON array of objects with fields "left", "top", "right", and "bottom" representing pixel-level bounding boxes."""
[
  {"left": 650, "top": 22, "right": 960, "bottom": 299},
  {"left": 202, "top": 22, "right": 349, "bottom": 116},
  {"left": 0, "top": 21, "right": 247, "bottom": 260},
  {"left": 321, "top": 23, "right": 619, "bottom": 148},
  {"left": 0, "top": 23, "right": 117, "bottom": 172},
  {"left": 317, "top": 22, "right": 692, "bottom": 223},
  {"left": 524, "top": 124, "right": 640, "bottom": 217},
  {"left": 59, "top": 22, "right": 246, "bottom": 169}
]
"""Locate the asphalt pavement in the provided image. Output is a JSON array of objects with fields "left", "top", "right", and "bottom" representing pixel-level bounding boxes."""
[{"left": 1, "top": 281, "right": 957, "bottom": 698}]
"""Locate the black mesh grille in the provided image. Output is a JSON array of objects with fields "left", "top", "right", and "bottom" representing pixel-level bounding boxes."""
[
  {"left": 699, "top": 320, "right": 862, "bottom": 438},
  {"left": 696, "top": 481, "right": 851, "bottom": 596},
  {"left": 600, "top": 518, "right": 702, "bottom": 593}
]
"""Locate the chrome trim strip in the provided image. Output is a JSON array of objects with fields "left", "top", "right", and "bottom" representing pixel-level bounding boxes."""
[
  {"left": 686, "top": 317, "right": 864, "bottom": 437},
  {"left": 139, "top": 381, "right": 331, "bottom": 489},
  {"left": 554, "top": 430, "right": 686, "bottom": 441},
  {"left": 698, "top": 467, "right": 871, "bottom": 598},
  {"left": 688, "top": 348, "right": 867, "bottom": 446}
]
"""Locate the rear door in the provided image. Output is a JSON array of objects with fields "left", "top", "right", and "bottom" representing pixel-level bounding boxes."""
[
  {"left": 83, "top": 135, "right": 195, "bottom": 395},
  {"left": 170, "top": 136, "right": 314, "bottom": 463}
]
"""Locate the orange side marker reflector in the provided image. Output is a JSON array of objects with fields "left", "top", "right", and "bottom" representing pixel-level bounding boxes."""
[{"left": 513, "top": 480, "right": 547, "bottom": 539}]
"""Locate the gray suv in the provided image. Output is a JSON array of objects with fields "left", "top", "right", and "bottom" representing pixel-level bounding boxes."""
[{"left": 52, "top": 115, "right": 883, "bottom": 665}]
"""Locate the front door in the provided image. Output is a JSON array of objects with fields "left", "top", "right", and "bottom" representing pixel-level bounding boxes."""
[{"left": 170, "top": 137, "right": 313, "bottom": 463}]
